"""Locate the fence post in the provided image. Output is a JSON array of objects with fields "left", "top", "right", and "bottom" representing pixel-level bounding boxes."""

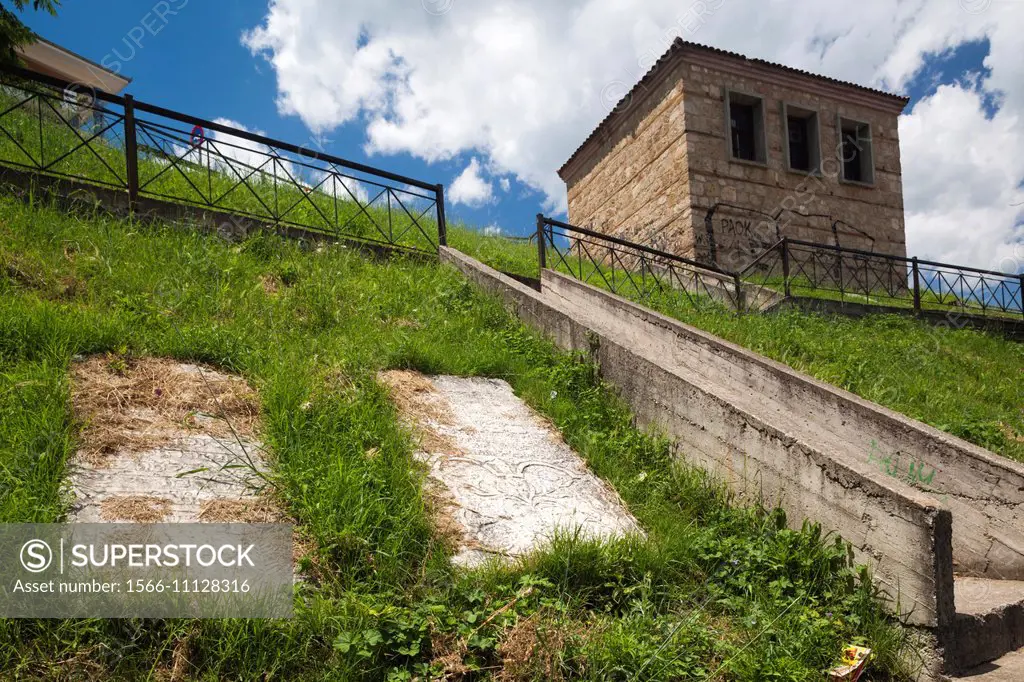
[
  {"left": 734, "top": 273, "right": 746, "bottom": 314},
  {"left": 781, "top": 237, "right": 791, "bottom": 298},
  {"left": 912, "top": 257, "right": 922, "bottom": 314},
  {"left": 1019, "top": 274, "right": 1024, "bottom": 319},
  {"left": 536, "top": 214, "right": 547, "bottom": 271},
  {"left": 123, "top": 94, "right": 139, "bottom": 215},
  {"left": 435, "top": 184, "right": 447, "bottom": 248}
]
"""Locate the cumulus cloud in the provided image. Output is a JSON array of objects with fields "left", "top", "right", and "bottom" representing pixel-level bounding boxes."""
[
  {"left": 448, "top": 157, "right": 494, "bottom": 207},
  {"left": 483, "top": 224, "right": 503, "bottom": 237},
  {"left": 208, "top": 118, "right": 370, "bottom": 203},
  {"left": 244, "top": 0, "right": 1024, "bottom": 269},
  {"left": 208, "top": 118, "right": 277, "bottom": 176}
]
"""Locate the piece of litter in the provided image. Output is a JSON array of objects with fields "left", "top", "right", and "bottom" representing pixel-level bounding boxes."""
[{"left": 828, "top": 645, "right": 871, "bottom": 681}]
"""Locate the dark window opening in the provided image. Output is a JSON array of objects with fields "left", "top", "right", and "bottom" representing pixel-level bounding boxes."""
[
  {"left": 787, "top": 116, "right": 811, "bottom": 171},
  {"left": 842, "top": 134, "right": 863, "bottom": 182},
  {"left": 730, "top": 102, "right": 756, "bottom": 162},
  {"left": 840, "top": 119, "right": 873, "bottom": 184},
  {"left": 730, "top": 101, "right": 757, "bottom": 162}
]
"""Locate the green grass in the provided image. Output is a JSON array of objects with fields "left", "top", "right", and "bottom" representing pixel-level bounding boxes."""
[
  {"left": 2, "top": 80, "right": 1018, "bottom": 467},
  {"left": 448, "top": 224, "right": 539, "bottom": 279},
  {"left": 742, "top": 269, "right": 1024, "bottom": 321},
  {"left": 647, "top": 286, "right": 1024, "bottom": 461},
  {"left": 0, "top": 194, "right": 923, "bottom": 680}
]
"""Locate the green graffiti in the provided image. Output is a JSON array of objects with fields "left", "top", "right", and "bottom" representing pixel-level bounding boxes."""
[
  {"left": 908, "top": 460, "right": 937, "bottom": 485},
  {"left": 866, "top": 441, "right": 939, "bottom": 489}
]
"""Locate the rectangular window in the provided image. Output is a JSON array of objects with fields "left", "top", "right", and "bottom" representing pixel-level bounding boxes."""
[
  {"left": 839, "top": 117, "right": 874, "bottom": 185},
  {"left": 726, "top": 91, "right": 766, "bottom": 164},
  {"left": 783, "top": 104, "right": 820, "bottom": 173},
  {"left": 788, "top": 116, "right": 811, "bottom": 170}
]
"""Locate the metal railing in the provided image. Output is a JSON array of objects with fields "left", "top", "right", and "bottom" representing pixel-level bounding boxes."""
[
  {"left": 0, "top": 66, "right": 446, "bottom": 254},
  {"left": 744, "top": 238, "right": 1024, "bottom": 319},
  {"left": 536, "top": 215, "right": 745, "bottom": 311},
  {"left": 535, "top": 215, "right": 1023, "bottom": 321}
]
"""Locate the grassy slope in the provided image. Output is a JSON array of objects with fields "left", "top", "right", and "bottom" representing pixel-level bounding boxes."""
[
  {"left": 2, "top": 84, "right": 1018, "bottom": 462},
  {"left": 0, "top": 196, "right": 919, "bottom": 680},
  {"left": 457, "top": 237, "right": 1024, "bottom": 463}
]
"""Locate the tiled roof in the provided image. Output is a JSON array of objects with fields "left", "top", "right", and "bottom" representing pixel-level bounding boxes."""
[{"left": 559, "top": 38, "right": 910, "bottom": 177}]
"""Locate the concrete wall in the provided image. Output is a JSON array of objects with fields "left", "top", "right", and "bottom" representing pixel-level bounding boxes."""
[
  {"left": 0, "top": 166, "right": 431, "bottom": 262},
  {"left": 779, "top": 297, "right": 1024, "bottom": 342},
  {"left": 440, "top": 246, "right": 954, "bottom": 631},
  {"left": 543, "top": 269, "right": 1024, "bottom": 583}
]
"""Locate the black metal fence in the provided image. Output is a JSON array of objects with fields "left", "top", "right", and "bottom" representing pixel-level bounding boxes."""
[
  {"left": 0, "top": 66, "right": 446, "bottom": 254},
  {"left": 536, "top": 215, "right": 745, "bottom": 310},
  {"left": 743, "top": 238, "right": 1024, "bottom": 319},
  {"left": 536, "top": 214, "right": 1024, "bottom": 321}
]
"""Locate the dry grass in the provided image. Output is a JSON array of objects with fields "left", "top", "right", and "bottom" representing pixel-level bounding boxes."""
[
  {"left": 71, "top": 355, "right": 260, "bottom": 464},
  {"left": 430, "top": 632, "right": 470, "bottom": 681},
  {"left": 198, "top": 497, "right": 284, "bottom": 523},
  {"left": 378, "top": 370, "right": 454, "bottom": 426},
  {"left": 99, "top": 495, "right": 172, "bottom": 523},
  {"left": 259, "top": 274, "right": 280, "bottom": 295},
  {"left": 496, "top": 613, "right": 567, "bottom": 682},
  {"left": 390, "top": 317, "right": 421, "bottom": 329},
  {"left": 378, "top": 370, "right": 461, "bottom": 455},
  {"left": 422, "top": 478, "right": 469, "bottom": 553},
  {"left": 169, "top": 632, "right": 193, "bottom": 682}
]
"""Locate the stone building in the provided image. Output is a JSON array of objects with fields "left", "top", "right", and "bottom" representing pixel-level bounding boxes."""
[{"left": 558, "top": 39, "right": 910, "bottom": 271}]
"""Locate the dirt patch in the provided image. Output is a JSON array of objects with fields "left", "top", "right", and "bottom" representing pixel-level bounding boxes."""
[
  {"left": 259, "top": 274, "right": 280, "bottom": 295},
  {"left": 379, "top": 369, "right": 461, "bottom": 454},
  {"left": 379, "top": 370, "right": 455, "bottom": 426},
  {"left": 100, "top": 495, "right": 172, "bottom": 523},
  {"left": 496, "top": 613, "right": 567, "bottom": 682},
  {"left": 71, "top": 355, "right": 260, "bottom": 464},
  {"left": 2, "top": 252, "right": 48, "bottom": 290},
  {"left": 1, "top": 251, "right": 82, "bottom": 300},
  {"left": 430, "top": 632, "right": 470, "bottom": 680},
  {"left": 1001, "top": 423, "right": 1024, "bottom": 444},
  {"left": 198, "top": 498, "right": 284, "bottom": 523}
]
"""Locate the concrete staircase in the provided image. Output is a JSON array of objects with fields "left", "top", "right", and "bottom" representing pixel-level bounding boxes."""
[{"left": 440, "top": 247, "right": 1024, "bottom": 680}]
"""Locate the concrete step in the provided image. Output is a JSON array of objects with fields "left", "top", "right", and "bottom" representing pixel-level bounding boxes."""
[
  {"left": 945, "top": 648, "right": 1024, "bottom": 681},
  {"left": 948, "top": 578, "right": 1024, "bottom": 673}
]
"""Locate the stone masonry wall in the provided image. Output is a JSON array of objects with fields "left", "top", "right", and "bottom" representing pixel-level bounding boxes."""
[
  {"left": 680, "top": 51, "right": 907, "bottom": 271},
  {"left": 561, "top": 47, "right": 908, "bottom": 272},
  {"left": 562, "top": 55, "right": 696, "bottom": 256}
]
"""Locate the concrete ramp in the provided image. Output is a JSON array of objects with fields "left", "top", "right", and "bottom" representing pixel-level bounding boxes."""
[{"left": 438, "top": 246, "right": 1024, "bottom": 679}]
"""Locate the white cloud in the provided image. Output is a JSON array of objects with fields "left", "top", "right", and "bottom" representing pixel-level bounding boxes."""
[
  {"left": 244, "top": 0, "right": 1024, "bottom": 268},
  {"left": 448, "top": 157, "right": 494, "bottom": 207},
  {"left": 208, "top": 118, "right": 371, "bottom": 203},
  {"left": 208, "top": 118, "right": 278, "bottom": 178},
  {"left": 900, "top": 84, "right": 1024, "bottom": 269},
  {"left": 499, "top": 177, "right": 511, "bottom": 192},
  {"left": 483, "top": 224, "right": 503, "bottom": 237}
]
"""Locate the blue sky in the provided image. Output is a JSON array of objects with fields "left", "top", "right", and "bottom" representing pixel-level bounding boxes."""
[
  {"left": 22, "top": 1, "right": 1024, "bottom": 267},
  {"left": 24, "top": 0, "right": 530, "bottom": 235}
]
